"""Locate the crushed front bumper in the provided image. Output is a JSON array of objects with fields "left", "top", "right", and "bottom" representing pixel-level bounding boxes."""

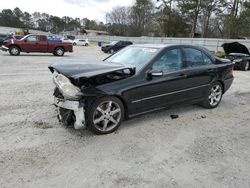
[
  {"left": 0, "top": 45, "right": 9, "bottom": 51},
  {"left": 54, "top": 97, "right": 86, "bottom": 129}
]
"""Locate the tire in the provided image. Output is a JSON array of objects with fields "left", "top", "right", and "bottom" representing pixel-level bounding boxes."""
[
  {"left": 9, "top": 46, "right": 20, "bottom": 56},
  {"left": 110, "top": 49, "right": 114, "bottom": 54},
  {"left": 54, "top": 47, "right": 65, "bottom": 56},
  {"left": 85, "top": 43, "right": 89, "bottom": 46},
  {"left": 239, "top": 61, "right": 249, "bottom": 71},
  {"left": 86, "top": 96, "right": 124, "bottom": 134},
  {"left": 200, "top": 82, "right": 223, "bottom": 109},
  {"left": 73, "top": 43, "right": 77, "bottom": 46}
]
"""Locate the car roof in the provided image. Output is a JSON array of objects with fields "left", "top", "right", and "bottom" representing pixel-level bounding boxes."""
[{"left": 131, "top": 43, "right": 209, "bottom": 50}]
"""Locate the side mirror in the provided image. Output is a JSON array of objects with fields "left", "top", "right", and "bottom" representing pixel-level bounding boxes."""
[
  {"left": 147, "top": 70, "right": 163, "bottom": 80},
  {"left": 24, "top": 39, "right": 27, "bottom": 42}
]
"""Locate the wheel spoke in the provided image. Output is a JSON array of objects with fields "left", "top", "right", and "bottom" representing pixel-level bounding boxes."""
[
  {"left": 210, "top": 98, "right": 214, "bottom": 105},
  {"left": 94, "top": 116, "right": 104, "bottom": 124},
  {"left": 106, "top": 101, "right": 112, "bottom": 111},
  {"left": 110, "top": 108, "right": 120, "bottom": 115},
  {"left": 214, "top": 97, "right": 220, "bottom": 102},
  {"left": 102, "top": 119, "right": 109, "bottom": 131},
  {"left": 109, "top": 117, "right": 118, "bottom": 124},
  {"left": 96, "top": 107, "right": 105, "bottom": 114}
]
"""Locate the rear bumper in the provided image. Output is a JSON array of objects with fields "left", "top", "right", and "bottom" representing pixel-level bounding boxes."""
[
  {"left": 0, "top": 45, "right": 9, "bottom": 51},
  {"left": 54, "top": 97, "right": 86, "bottom": 129},
  {"left": 224, "top": 77, "right": 234, "bottom": 93}
]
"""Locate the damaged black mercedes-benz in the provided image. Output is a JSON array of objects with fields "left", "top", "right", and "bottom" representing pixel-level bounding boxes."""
[{"left": 49, "top": 44, "right": 234, "bottom": 134}]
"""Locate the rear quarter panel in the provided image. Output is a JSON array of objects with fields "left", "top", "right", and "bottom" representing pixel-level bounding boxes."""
[{"left": 48, "top": 42, "right": 73, "bottom": 52}]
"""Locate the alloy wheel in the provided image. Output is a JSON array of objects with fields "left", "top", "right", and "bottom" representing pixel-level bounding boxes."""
[
  {"left": 208, "top": 84, "right": 222, "bottom": 106},
  {"left": 93, "top": 101, "right": 121, "bottom": 132},
  {"left": 11, "top": 47, "right": 19, "bottom": 55},
  {"left": 57, "top": 49, "right": 63, "bottom": 56}
]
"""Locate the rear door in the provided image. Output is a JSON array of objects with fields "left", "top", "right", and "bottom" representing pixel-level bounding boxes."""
[
  {"left": 181, "top": 47, "right": 216, "bottom": 99},
  {"left": 37, "top": 35, "right": 48, "bottom": 52}
]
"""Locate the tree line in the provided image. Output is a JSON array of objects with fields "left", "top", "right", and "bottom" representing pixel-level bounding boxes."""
[
  {"left": 0, "top": 7, "right": 105, "bottom": 34},
  {"left": 0, "top": 0, "right": 249, "bottom": 38},
  {"left": 106, "top": 0, "right": 250, "bottom": 38}
]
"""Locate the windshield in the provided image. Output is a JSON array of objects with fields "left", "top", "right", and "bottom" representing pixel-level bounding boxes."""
[
  {"left": 110, "top": 41, "right": 118, "bottom": 45},
  {"left": 104, "top": 46, "right": 158, "bottom": 71}
]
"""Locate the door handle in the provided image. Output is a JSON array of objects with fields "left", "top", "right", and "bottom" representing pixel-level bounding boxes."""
[
  {"left": 178, "top": 74, "right": 187, "bottom": 78},
  {"left": 206, "top": 68, "right": 214, "bottom": 73}
]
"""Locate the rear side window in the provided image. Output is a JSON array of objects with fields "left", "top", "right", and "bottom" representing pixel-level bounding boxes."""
[
  {"left": 183, "top": 48, "right": 213, "bottom": 67},
  {"left": 40, "top": 36, "right": 47, "bottom": 41}
]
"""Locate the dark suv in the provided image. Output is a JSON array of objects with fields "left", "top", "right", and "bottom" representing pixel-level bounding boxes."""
[
  {"left": 0, "top": 34, "right": 8, "bottom": 46},
  {"left": 101, "top": 40, "right": 133, "bottom": 53}
]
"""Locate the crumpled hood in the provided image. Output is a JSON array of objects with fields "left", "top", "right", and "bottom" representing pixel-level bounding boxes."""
[
  {"left": 49, "top": 59, "right": 129, "bottom": 79},
  {"left": 222, "top": 42, "right": 250, "bottom": 55}
]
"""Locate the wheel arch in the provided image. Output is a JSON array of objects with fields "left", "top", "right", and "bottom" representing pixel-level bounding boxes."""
[
  {"left": 54, "top": 46, "right": 65, "bottom": 51},
  {"left": 9, "top": 44, "right": 22, "bottom": 51},
  {"left": 217, "top": 80, "right": 225, "bottom": 94}
]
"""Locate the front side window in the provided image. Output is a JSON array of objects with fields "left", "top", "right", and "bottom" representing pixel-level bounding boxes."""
[
  {"left": 152, "top": 48, "right": 182, "bottom": 73},
  {"left": 26, "top": 35, "right": 38, "bottom": 42},
  {"left": 183, "top": 48, "right": 213, "bottom": 67}
]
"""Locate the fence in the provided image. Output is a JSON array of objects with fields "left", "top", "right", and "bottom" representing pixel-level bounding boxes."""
[{"left": 77, "top": 35, "right": 250, "bottom": 52}]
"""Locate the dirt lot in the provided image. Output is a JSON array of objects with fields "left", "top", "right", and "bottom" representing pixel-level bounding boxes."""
[{"left": 0, "top": 46, "right": 250, "bottom": 188}]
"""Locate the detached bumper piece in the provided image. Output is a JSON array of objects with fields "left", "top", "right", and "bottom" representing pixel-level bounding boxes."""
[
  {"left": 0, "top": 45, "right": 9, "bottom": 51},
  {"left": 54, "top": 97, "right": 86, "bottom": 129}
]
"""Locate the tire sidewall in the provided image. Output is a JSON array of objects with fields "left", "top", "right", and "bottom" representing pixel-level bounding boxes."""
[
  {"left": 86, "top": 96, "right": 124, "bottom": 134},
  {"left": 240, "top": 61, "right": 249, "bottom": 71}
]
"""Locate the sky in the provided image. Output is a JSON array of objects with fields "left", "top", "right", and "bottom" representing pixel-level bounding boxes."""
[{"left": 1, "top": 0, "right": 135, "bottom": 22}]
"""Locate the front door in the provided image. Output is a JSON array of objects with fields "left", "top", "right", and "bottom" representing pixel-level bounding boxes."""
[
  {"left": 22, "top": 35, "right": 39, "bottom": 52},
  {"left": 126, "top": 47, "right": 190, "bottom": 115}
]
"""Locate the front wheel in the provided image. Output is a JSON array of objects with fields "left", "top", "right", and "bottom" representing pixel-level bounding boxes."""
[
  {"left": 87, "top": 96, "right": 124, "bottom": 134},
  {"left": 201, "top": 82, "right": 223, "bottom": 109},
  {"left": 9, "top": 46, "right": 20, "bottom": 56}
]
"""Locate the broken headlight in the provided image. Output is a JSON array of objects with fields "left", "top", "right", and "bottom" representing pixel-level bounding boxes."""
[{"left": 53, "top": 72, "right": 80, "bottom": 100}]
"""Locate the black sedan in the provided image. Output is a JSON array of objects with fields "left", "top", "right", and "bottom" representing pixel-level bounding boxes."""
[
  {"left": 49, "top": 44, "right": 234, "bottom": 134},
  {"left": 101, "top": 40, "right": 133, "bottom": 54}
]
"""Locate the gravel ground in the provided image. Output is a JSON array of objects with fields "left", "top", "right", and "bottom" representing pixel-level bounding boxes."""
[{"left": 0, "top": 46, "right": 250, "bottom": 188}]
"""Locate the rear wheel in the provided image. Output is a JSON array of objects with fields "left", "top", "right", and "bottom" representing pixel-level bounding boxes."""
[
  {"left": 9, "top": 46, "right": 20, "bottom": 56},
  {"left": 54, "top": 47, "right": 65, "bottom": 56},
  {"left": 201, "top": 82, "right": 223, "bottom": 109},
  {"left": 239, "top": 61, "right": 249, "bottom": 71},
  {"left": 87, "top": 96, "right": 124, "bottom": 134}
]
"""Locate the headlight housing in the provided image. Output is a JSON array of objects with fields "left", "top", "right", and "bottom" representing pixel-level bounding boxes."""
[{"left": 53, "top": 72, "right": 80, "bottom": 99}]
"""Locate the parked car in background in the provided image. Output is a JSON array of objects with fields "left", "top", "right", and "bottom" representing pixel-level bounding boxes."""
[
  {"left": 14, "top": 35, "right": 24, "bottom": 40},
  {"left": 61, "top": 38, "right": 74, "bottom": 44},
  {"left": 222, "top": 42, "right": 250, "bottom": 71},
  {"left": 73, "top": 39, "right": 89, "bottom": 46},
  {"left": 0, "top": 34, "right": 8, "bottom": 46},
  {"left": 49, "top": 44, "right": 234, "bottom": 134},
  {"left": 1, "top": 34, "right": 73, "bottom": 56},
  {"left": 101, "top": 40, "right": 133, "bottom": 54}
]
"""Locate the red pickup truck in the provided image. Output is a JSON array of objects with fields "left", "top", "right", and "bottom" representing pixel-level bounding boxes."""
[{"left": 1, "top": 34, "right": 73, "bottom": 56}]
